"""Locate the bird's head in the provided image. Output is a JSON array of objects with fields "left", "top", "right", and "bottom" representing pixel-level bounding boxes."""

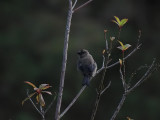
[{"left": 77, "top": 49, "right": 89, "bottom": 58}]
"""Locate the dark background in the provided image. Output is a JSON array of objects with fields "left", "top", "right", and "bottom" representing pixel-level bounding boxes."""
[{"left": 0, "top": 0, "right": 160, "bottom": 120}]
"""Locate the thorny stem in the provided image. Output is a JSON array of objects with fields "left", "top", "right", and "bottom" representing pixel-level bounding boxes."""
[{"left": 55, "top": 0, "right": 73, "bottom": 120}]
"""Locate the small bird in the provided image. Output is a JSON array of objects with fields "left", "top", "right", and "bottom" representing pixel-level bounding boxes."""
[{"left": 77, "top": 49, "right": 97, "bottom": 86}]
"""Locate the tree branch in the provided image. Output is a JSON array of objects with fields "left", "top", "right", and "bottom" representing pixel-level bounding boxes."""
[
  {"left": 55, "top": 0, "right": 74, "bottom": 120},
  {"left": 90, "top": 81, "right": 111, "bottom": 120},
  {"left": 110, "top": 59, "right": 158, "bottom": 120},
  {"left": 72, "top": 0, "right": 78, "bottom": 9},
  {"left": 127, "top": 59, "right": 157, "bottom": 94},
  {"left": 60, "top": 86, "right": 86, "bottom": 118},
  {"left": 97, "top": 43, "right": 142, "bottom": 74},
  {"left": 110, "top": 94, "right": 126, "bottom": 120},
  {"left": 73, "top": 0, "right": 93, "bottom": 13},
  {"left": 59, "top": 44, "right": 141, "bottom": 118},
  {"left": 26, "top": 90, "right": 44, "bottom": 119},
  {"left": 45, "top": 93, "right": 57, "bottom": 114}
]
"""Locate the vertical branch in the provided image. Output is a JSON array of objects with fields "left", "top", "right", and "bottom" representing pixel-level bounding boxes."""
[
  {"left": 90, "top": 92, "right": 101, "bottom": 120},
  {"left": 26, "top": 90, "right": 45, "bottom": 120},
  {"left": 90, "top": 82, "right": 111, "bottom": 120},
  {"left": 55, "top": 0, "right": 73, "bottom": 120},
  {"left": 90, "top": 31, "right": 111, "bottom": 120}
]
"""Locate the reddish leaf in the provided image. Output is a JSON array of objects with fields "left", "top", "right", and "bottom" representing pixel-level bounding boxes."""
[
  {"left": 39, "top": 93, "right": 45, "bottom": 106},
  {"left": 42, "top": 91, "right": 52, "bottom": 95},
  {"left": 22, "top": 92, "right": 36, "bottom": 106},
  {"left": 24, "top": 81, "right": 37, "bottom": 89}
]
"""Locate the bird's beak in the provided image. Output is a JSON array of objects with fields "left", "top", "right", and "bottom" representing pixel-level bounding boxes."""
[{"left": 77, "top": 51, "right": 81, "bottom": 55}]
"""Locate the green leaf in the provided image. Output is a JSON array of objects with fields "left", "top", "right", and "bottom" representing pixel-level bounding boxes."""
[
  {"left": 39, "top": 84, "right": 52, "bottom": 90},
  {"left": 22, "top": 92, "right": 36, "bottom": 106},
  {"left": 117, "top": 41, "right": 125, "bottom": 50},
  {"left": 112, "top": 16, "right": 128, "bottom": 28},
  {"left": 123, "top": 44, "right": 131, "bottom": 50},
  {"left": 120, "top": 18, "right": 128, "bottom": 27},
  {"left": 117, "top": 41, "right": 131, "bottom": 51},
  {"left": 112, "top": 20, "right": 118, "bottom": 25},
  {"left": 114, "top": 16, "right": 121, "bottom": 24}
]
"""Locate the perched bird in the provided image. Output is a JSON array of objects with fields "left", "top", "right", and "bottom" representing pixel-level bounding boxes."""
[{"left": 77, "top": 49, "right": 97, "bottom": 86}]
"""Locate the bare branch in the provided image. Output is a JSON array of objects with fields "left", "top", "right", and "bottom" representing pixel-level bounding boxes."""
[
  {"left": 107, "top": 44, "right": 142, "bottom": 70},
  {"left": 100, "top": 81, "right": 111, "bottom": 96},
  {"left": 60, "top": 86, "right": 86, "bottom": 118},
  {"left": 59, "top": 44, "right": 141, "bottom": 118},
  {"left": 97, "top": 44, "right": 142, "bottom": 74},
  {"left": 137, "top": 30, "right": 141, "bottom": 47},
  {"left": 110, "top": 59, "right": 158, "bottom": 120},
  {"left": 72, "top": 0, "right": 78, "bottom": 9},
  {"left": 110, "top": 94, "right": 126, "bottom": 120},
  {"left": 97, "top": 55, "right": 105, "bottom": 73},
  {"left": 26, "top": 90, "right": 43, "bottom": 117},
  {"left": 73, "top": 0, "right": 93, "bottom": 13},
  {"left": 55, "top": 0, "right": 73, "bottom": 120},
  {"left": 127, "top": 59, "right": 157, "bottom": 94},
  {"left": 45, "top": 93, "right": 57, "bottom": 114},
  {"left": 90, "top": 53, "right": 110, "bottom": 120}
]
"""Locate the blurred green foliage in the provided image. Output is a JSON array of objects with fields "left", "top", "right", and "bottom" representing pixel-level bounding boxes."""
[{"left": 0, "top": 0, "right": 160, "bottom": 120}]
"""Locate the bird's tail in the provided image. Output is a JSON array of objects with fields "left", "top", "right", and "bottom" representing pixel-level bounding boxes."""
[{"left": 82, "top": 76, "right": 90, "bottom": 86}]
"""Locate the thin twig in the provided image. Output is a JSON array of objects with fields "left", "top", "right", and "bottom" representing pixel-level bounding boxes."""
[
  {"left": 59, "top": 86, "right": 86, "bottom": 118},
  {"left": 119, "top": 66, "right": 126, "bottom": 89},
  {"left": 127, "top": 59, "right": 157, "bottom": 94},
  {"left": 72, "top": 0, "right": 78, "bottom": 9},
  {"left": 101, "top": 81, "right": 111, "bottom": 94},
  {"left": 97, "top": 55, "right": 105, "bottom": 73},
  {"left": 90, "top": 57, "right": 109, "bottom": 120},
  {"left": 26, "top": 90, "right": 43, "bottom": 117},
  {"left": 73, "top": 0, "right": 93, "bottom": 13},
  {"left": 97, "top": 44, "right": 142, "bottom": 74},
  {"left": 137, "top": 30, "right": 141, "bottom": 47},
  {"left": 90, "top": 81, "right": 111, "bottom": 120},
  {"left": 110, "top": 94, "right": 126, "bottom": 120},
  {"left": 55, "top": 0, "right": 73, "bottom": 120},
  {"left": 45, "top": 93, "right": 57, "bottom": 114},
  {"left": 40, "top": 105, "right": 45, "bottom": 120},
  {"left": 110, "top": 59, "right": 158, "bottom": 120}
]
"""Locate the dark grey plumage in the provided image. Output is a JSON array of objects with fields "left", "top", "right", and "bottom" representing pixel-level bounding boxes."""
[{"left": 77, "top": 49, "right": 97, "bottom": 86}]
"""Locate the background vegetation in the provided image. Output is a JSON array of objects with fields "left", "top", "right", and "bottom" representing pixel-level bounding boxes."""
[{"left": 0, "top": 0, "right": 160, "bottom": 120}]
